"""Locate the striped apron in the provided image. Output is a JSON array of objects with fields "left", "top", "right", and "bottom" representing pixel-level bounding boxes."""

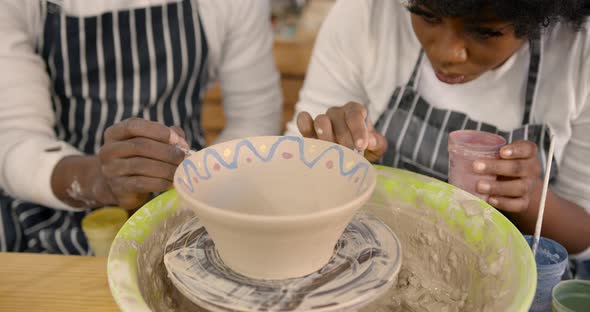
[
  {"left": 375, "top": 40, "right": 556, "bottom": 182},
  {"left": 0, "top": 0, "right": 209, "bottom": 254},
  {"left": 375, "top": 41, "right": 590, "bottom": 278}
]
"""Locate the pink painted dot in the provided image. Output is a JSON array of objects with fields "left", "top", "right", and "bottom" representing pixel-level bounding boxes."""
[
  {"left": 192, "top": 177, "right": 199, "bottom": 184},
  {"left": 354, "top": 177, "right": 360, "bottom": 184},
  {"left": 213, "top": 163, "right": 221, "bottom": 171},
  {"left": 282, "top": 152, "right": 293, "bottom": 159},
  {"left": 326, "top": 160, "right": 334, "bottom": 169},
  {"left": 246, "top": 157, "right": 252, "bottom": 163}
]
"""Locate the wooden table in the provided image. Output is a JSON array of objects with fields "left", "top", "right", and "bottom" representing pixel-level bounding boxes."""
[{"left": 0, "top": 252, "right": 118, "bottom": 312}]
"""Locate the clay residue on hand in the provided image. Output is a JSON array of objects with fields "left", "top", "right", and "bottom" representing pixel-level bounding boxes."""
[{"left": 66, "top": 177, "right": 98, "bottom": 207}]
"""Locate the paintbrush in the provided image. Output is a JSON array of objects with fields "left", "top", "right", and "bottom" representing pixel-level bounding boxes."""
[
  {"left": 353, "top": 115, "right": 370, "bottom": 156},
  {"left": 531, "top": 134, "right": 556, "bottom": 256},
  {"left": 176, "top": 145, "right": 196, "bottom": 156}
]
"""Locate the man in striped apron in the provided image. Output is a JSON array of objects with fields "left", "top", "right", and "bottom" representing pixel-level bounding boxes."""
[
  {"left": 290, "top": 0, "right": 590, "bottom": 272},
  {"left": 0, "top": 0, "right": 281, "bottom": 254}
]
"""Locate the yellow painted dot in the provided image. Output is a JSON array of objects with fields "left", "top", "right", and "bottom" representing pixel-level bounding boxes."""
[
  {"left": 345, "top": 162, "right": 355, "bottom": 170},
  {"left": 259, "top": 144, "right": 267, "bottom": 152},
  {"left": 197, "top": 162, "right": 202, "bottom": 168},
  {"left": 223, "top": 148, "right": 232, "bottom": 158}
]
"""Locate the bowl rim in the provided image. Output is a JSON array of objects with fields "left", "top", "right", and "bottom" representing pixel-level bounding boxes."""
[
  {"left": 448, "top": 129, "right": 507, "bottom": 150},
  {"left": 174, "top": 136, "right": 378, "bottom": 224},
  {"left": 551, "top": 280, "right": 590, "bottom": 312}
]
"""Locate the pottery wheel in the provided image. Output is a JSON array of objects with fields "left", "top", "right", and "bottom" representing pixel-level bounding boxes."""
[{"left": 163, "top": 213, "right": 402, "bottom": 312}]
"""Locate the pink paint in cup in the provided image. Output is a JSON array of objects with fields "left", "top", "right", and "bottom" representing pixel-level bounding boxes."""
[{"left": 448, "top": 130, "right": 506, "bottom": 201}]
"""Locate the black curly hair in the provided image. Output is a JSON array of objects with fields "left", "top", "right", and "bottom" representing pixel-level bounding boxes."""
[{"left": 408, "top": 0, "right": 590, "bottom": 37}]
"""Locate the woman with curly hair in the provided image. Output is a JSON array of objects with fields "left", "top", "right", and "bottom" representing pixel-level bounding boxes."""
[{"left": 288, "top": 0, "right": 590, "bottom": 273}]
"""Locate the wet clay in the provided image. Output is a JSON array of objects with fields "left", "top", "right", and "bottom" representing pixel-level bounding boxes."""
[
  {"left": 136, "top": 195, "right": 506, "bottom": 312},
  {"left": 137, "top": 208, "right": 206, "bottom": 312},
  {"left": 363, "top": 205, "right": 479, "bottom": 312},
  {"left": 361, "top": 189, "right": 509, "bottom": 312},
  {"left": 162, "top": 213, "right": 401, "bottom": 312}
]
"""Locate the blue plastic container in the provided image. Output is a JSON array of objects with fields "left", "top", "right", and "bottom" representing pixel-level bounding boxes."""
[{"left": 524, "top": 235, "right": 569, "bottom": 312}]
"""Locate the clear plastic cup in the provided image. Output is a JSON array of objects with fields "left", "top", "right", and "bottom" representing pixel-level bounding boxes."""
[
  {"left": 524, "top": 235, "right": 570, "bottom": 312},
  {"left": 448, "top": 130, "right": 506, "bottom": 201},
  {"left": 81, "top": 207, "right": 128, "bottom": 257},
  {"left": 552, "top": 280, "right": 590, "bottom": 312}
]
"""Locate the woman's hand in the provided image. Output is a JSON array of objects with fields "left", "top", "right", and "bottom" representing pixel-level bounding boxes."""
[
  {"left": 473, "top": 140, "right": 590, "bottom": 254},
  {"left": 97, "top": 118, "right": 189, "bottom": 209},
  {"left": 473, "top": 140, "right": 542, "bottom": 212},
  {"left": 52, "top": 118, "right": 189, "bottom": 210},
  {"left": 296, "top": 102, "right": 387, "bottom": 162}
]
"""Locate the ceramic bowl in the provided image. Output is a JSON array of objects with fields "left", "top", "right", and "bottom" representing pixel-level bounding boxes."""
[{"left": 173, "top": 136, "right": 377, "bottom": 280}]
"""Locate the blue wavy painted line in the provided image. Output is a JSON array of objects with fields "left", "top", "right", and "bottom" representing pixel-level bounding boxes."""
[{"left": 176, "top": 136, "right": 370, "bottom": 194}]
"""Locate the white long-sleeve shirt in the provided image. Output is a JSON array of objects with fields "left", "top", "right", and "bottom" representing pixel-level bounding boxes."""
[
  {"left": 0, "top": 0, "right": 282, "bottom": 210},
  {"left": 286, "top": 0, "right": 590, "bottom": 214}
]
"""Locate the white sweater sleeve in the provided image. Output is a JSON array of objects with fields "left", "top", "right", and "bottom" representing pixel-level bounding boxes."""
[
  {"left": 549, "top": 43, "right": 590, "bottom": 259},
  {"left": 213, "top": 0, "right": 282, "bottom": 142},
  {"left": 553, "top": 60, "right": 590, "bottom": 213},
  {"left": 0, "top": 1, "right": 81, "bottom": 210},
  {"left": 284, "top": 0, "right": 370, "bottom": 136},
  {"left": 556, "top": 94, "right": 590, "bottom": 259}
]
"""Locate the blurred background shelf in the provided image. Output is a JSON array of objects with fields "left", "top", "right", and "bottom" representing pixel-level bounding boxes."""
[
  {"left": 202, "top": 40, "right": 310, "bottom": 144},
  {"left": 201, "top": 0, "right": 334, "bottom": 145}
]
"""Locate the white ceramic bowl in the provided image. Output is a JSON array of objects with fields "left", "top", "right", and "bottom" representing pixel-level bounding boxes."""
[{"left": 174, "top": 136, "right": 377, "bottom": 280}]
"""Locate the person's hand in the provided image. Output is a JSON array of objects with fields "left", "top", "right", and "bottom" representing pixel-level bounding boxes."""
[
  {"left": 296, "top": 102, "right": 387, "bottom": 162},
  {"left": 97, "top": 118, "right": 189, "bottom": 209},
  {"left": 473, "top": 141, "right": 542, "bottom": 213}
]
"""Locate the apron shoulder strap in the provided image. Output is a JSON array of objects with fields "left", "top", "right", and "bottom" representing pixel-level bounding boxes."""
[
  {"left": 407, "top": 51, "right": 424, "bottom": 89},
  {"left": 522, "top": 39, "right": 541, "bottom": 125}
]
